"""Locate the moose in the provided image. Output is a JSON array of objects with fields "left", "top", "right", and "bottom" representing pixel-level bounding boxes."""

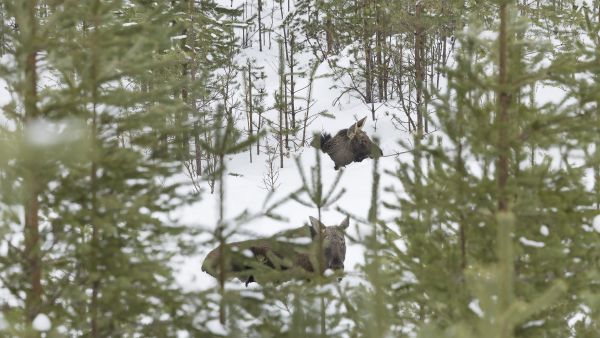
[
  {"left": 201, "top": 216, "right": 349, "bottom": 286},
  {"left": 315, "top": 116, "right": 383, "bottom": 170}
]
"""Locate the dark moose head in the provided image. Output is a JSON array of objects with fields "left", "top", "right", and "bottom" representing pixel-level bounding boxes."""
[
  {"left": 201, "top": 216, "right": 350, "bottom": 286},
  {"left": 308, "top": 216, "right": 348, "bottom": 272},
  {"left": 316, "top": 117, "right": 383, "bottom": 170}
]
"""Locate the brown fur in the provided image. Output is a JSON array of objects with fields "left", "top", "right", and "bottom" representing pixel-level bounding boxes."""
[
  {"left": 201, "top": 216, "right": 349, "bottom": 286},
  {"left": 315, "top": 117, "right": 383, "bottom": 170}
]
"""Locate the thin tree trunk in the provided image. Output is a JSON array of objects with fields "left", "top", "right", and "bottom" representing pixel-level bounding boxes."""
[
  {"left": 363, "top": 0, "right": 373, "bottom": 104},
  {"left": 256, "top": 104, "right": 261, "bottom": 155},
  {"left": 596, "top": 128, "right": 600, "bottom": 209},
  {"left": 188, "top": 0, "right": 202, "bottom": 175},
  {"left": 89, "top": 2, "right": 101, "bottom": 336},
  {"left": 217, "top": 111, "right": 230, "bottom": 325},
  {"left": 23, "top": 0, "right": 43, "bottom": 331},
  {"left": 415, "top": 0, "right": 424, "bottom": 137},
  {"left": 457, "top": 139, "right": 467, "bottom": 270},
  {"left": 90, "top": 116, "right": 100, "bottom": 338},
  {"left": 289, "top": 31, "right": 296, "bottom": 130},
  {"left": 247, "top": 61, "right": 253, "bottom": 163},
  {"left": 218, "top": 151, "right": 226, "bottom": 325},
  {"left": 497, "top": 3, "right": 510, "bottom": 212},
  {"left": 383, "top": 34, "right": 390, "bottom": 100},
  {"left": 278, "top": 40, "right": 286, "bottom": 162},
  {"left": 302, "top": 63, "right": 318, "bottom": 146},
  {"left": 325, "top": 13, "right": 334, "bottom": 55},
  {"left": 376, "top": 3, "right": 384, "bottom": 101},
  {"left": 195, "top": 125, "right": 202, "bottom": 175},
  {"left": 258, "top": 0, "right": 262, "bottom": 51},
  {"left": 279, "top": 104, "right": 284, "bottom": 168},
  {"left": 242, "top": 1, "right": 246, "bottom": 47},
  {"left": 0, "top": 1, "right": 5, "bottom": 56},
  {"left": 180, "top": 32, "right": 189, "bottom": 159},
  {"left": 283, "top": 74, "right": 289, "bottom": 150},
  {"left": 496, "top": 6, "right": 516, "bottom": 329},
  {"left": 188, "top": 1, "right": 202, "bottom": 176},
  {"left": 320, "top": 297, "right": 327, "bottom": 337}
]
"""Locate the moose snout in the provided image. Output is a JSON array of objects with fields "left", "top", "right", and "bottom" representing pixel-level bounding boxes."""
[
  {"left": 329, "top": 259, "right": 344, "bottom": 271},
  {"left": 330, "top": 262, "right": 344, "bottom": 282}
]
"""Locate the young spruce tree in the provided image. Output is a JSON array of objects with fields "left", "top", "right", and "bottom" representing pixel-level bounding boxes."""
[
  {"left": 387, "top": 1, "right": 599, "bottom": 337},
  {"left": 0, "top": 1, "right": 218, "bottom": 336}
]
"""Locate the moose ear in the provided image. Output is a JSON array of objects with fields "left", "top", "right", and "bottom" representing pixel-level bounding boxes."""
[
  {"left": 356, "top": 117, "right": 367, "bottom": 129},
  {"left": 339, "top": 216, "right": 350, "bottom": 230},
  {"left": 347, "top": 124, "right": 357, "bottom": 139},
  {"left": 309, "top": 216, "right": 323, "bottom": 237}
]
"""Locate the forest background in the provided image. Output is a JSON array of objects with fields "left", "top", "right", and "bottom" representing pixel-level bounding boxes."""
[{"left": 0, "top": 0, "right": 599, "bottom": 337}]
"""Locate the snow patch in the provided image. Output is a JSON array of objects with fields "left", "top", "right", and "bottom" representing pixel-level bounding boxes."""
[
  {"left": 540, "top": 225, "right": 549, "bottom": 236},
  {"left": 0, "top": 312, "right": 7, "bottom": 330},
  {"left": 32, "top": 313, "right": 51, "bottom": 331},
  {"left": 177, "top": 330, "right": 190, "bottom": 338},
  {"left": 519, "top": 237, "right": 545, "bottom": 248},
  {"left": 523, "top": 319, "right": 545, "bottom": 328},
  {"left": 568, "top": 304, "right": 592, "bottom": 328},
  {"left": 574, "top": 0, "right": 593, "bottom": 8},
  {"left": 592, "top": 214, "right": 600, "bottom": 233},
  {"left": 206, "top": 319, "right": 227, "bottom": 335},
  {"left": 478, "top": 30, "right": 498, "bottom": 40},
  {"left": 25, "top": 118, "right": 86, "bottom": 147},
  {"left": 401, "top": 270, "right": 417, "bottom": 284},
  {"left": 468, "top": 299, "right": 484, "bottom": 318},
  {"left": 394, "top": 239, "right": 407, "bottom": 254}
]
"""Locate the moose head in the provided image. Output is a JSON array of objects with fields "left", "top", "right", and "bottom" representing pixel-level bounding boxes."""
[
  {"left": 308, "top": 216, "right": 348, "bottom": 272},
  {"left": 201, "top": 216, "right": 350, "bottom": 286},
  {"left": 316, "top": 117, "right": 383, "bottom": 170}
]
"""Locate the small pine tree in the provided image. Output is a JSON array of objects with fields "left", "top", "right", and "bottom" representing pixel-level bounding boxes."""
[
  {"left": 0, "top": 1, "right": 236, "bottom": 336},
  {"left": 385, "top": 1, "right": 600, "bottom": 337}
]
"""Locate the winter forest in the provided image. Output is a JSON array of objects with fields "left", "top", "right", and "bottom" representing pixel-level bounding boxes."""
[{"left": 1, "top": 0, "right": 600, "bottom": 337}]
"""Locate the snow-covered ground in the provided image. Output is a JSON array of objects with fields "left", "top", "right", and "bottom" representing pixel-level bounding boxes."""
[
  {"left": 175, "top": 43, "right": 411, "bottom": 292},
  {"left": 170, "top": 0, "right": 422, "bottom": 293},
  {"left": 2, "top": 0, "right": 599, "bottom": 335}
]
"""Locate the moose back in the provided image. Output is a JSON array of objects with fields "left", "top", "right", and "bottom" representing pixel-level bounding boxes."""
[
  {"left": 201, "top": 216, "right": 349, "bottom": 286},
  {"left": 316, "top": 117, "right": 383, "bottom": 170}
]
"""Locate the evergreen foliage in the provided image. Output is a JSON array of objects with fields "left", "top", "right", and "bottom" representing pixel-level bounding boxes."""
[
  {"left": 386, "top": 1, "right": 600, "bottom": 336},
  {"left": 1, "top": 0, "right": 599, "bottom": 337},
  {"left": 0, "top": 0, "right": 222, "bottom": 336}
]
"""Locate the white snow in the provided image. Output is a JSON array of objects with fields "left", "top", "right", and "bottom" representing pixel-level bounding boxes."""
[
  {"left": 32, "top": 313, "right": 51, "bottom": 331},
  {"left": 574, "top": 0, "right": 594, "bottom": 8},
  {"left": 177, "top": 330, "right": 190, "bottom": 338},
  {"left": 592, "top": 214, "right": 600, "bottom": 233},
  {"left": 522, "top": 319, "right": 545, "bottom": 328},
  {"left": 25, "top": 118, "right": 86, "bottom": 147},
  {"left": 123, "top": 22, "right": 138, "bottom": 27},
  {"left": 519, "top": 237, "right": 545, "bottom": 248},
  {"left": 540, "top": 225, "right": 549, "bottom": 237},
  {"left": 477, "top": 30, "right": 498, "bottom": 41},
  {"left": 0, "top": 312, "right": 7, "bottom": 330},
  {"left": 206, "top": 319, "right": 227, "bottom": 336},
  {"left": 401, "top": 270, "right": 417, "bottom": 284},
  {"left": 568, "top": 304, "right": 592, "bottom": 328},
  {"left": 254, "top": 78, "right": 266, "bottom": 91},
  {"left": 468, "top": 299, "right": 484, "bottom": 318}
]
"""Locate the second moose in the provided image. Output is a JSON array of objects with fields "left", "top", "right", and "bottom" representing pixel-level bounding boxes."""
[
  {"left": 201, "top": 216, "right": 349, "bottom": 286},
  {"left": 316, "top": 116, "right": 383, "bottom": 170}
]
